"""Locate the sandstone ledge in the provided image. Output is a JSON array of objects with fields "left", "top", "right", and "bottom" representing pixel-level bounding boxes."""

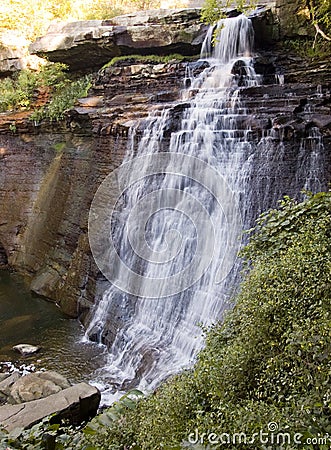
[
  {"left": 29, "top": 9, "right": 208, "bottom": 71},
  {"left": 0, "top": 382, "right": 100, "bottom": 431}
]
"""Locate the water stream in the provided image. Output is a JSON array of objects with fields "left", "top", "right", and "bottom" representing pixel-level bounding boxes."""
[
  {"left": 0, "top": 270, "right": 107, "bottom": 383},
  {"left": 84, "top": 15, "right": 264, "bottom": 397}
]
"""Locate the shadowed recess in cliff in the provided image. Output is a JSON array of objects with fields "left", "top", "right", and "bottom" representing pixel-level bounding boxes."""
[
  {"left": 84, "top": 14, "right": 328, "bottom": 401},
  {"left": 0, "top": 241, "right": 8, "bottom": 266}
]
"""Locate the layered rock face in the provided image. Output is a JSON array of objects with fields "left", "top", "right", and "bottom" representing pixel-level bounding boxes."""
[
  {"left": 0, "top": 60, "right": 188, "bottom": 316},
  {"left": 0, "top": 5, "right": 330, "bottom": 322},
  {"left": 75, "top": 59, "right": 331, "bottom": 345},
  {"left": 29, "top": 9, "right": 208, "bottom": 71},
  {"left": 0, "top": 131, "right": 128, "bottom": 316}
]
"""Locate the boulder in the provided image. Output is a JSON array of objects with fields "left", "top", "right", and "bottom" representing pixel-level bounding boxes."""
[
  {"left": 0, "top": 30, "right": 44, "bottom": 76},
  {"left": 0, "top": 374, "right": 10, "bottom": 383},
  {"left": 29, "top": 9, "right": 208, "bottom": 71},
  {"left": 8, "top": 371, "right": 70, "bottom": 404},
  {"left": 0, "top": 372, "right": 21, "bottom": 404},
  {"left": 0, "top": 382, "right": 100, "bottom": 431},
  {"left": 12, "top": 344, "right": 40, "bottom": 356}
]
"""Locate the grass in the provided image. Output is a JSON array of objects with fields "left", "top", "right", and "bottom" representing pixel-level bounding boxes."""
[{"left": 101, "top": 53, "right": 188, "bottom": 69}]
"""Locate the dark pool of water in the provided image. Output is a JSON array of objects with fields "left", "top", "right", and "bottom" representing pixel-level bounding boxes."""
[{"left": 0, "top": 270, "right": 107, "bottom": 385}]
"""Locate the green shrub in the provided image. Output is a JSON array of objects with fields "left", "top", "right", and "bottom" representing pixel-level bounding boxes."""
[
  {"left": 31, "top": 74, "right": 92, "bottom": 122},
  {"left": 0, "top": 62, "right": 91, "bottom": 122},
  {"left": 0, "top": 69, "right": 39, "bottom": 112},
  {"left": 282, "top": 38, "right": 331, "bottom": 60}
]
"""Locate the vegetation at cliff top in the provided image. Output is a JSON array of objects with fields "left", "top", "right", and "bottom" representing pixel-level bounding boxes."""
[
  {"left": 102, "top": 53, "right": 191, "bottom": 69},
  {"left": 0, "top": 62, "right": 91, "bottom": 122},
  {"left": 1, "top": 189, "right": 330, "bottom": 449},
  {"left": 0, "top": 0, "right": 160, "bottom": 40},
  {"left": 201, "top": 0, "right": 331, "bottom": 44}
]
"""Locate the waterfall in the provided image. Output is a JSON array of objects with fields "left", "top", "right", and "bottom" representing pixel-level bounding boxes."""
[{"left": 85, "top": 15, "right": 325, "bottom": 399}]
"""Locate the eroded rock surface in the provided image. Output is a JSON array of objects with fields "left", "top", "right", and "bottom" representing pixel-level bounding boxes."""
[
  {"left": 29, "top": 9, "right": 208, "bottom": 71},
  {"left": 9, "top": 371, "right": 70, "bottom": 404},
  {"left": 0, "top": 382, "right": 100, "bottom": 431}
]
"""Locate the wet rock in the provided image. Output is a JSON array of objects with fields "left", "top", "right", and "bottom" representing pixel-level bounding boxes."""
[
  {"left": 13, "top": 344, "right": 41, "bottom": 356},
  {"left": 311, "top": 114, "right": 331, "bottom": 132},
  {"left": 0, "top": 382, "right": 100, "bottom": 431},
  {"left": 250, "top": 6, "right": 280, "bottom": 48}
]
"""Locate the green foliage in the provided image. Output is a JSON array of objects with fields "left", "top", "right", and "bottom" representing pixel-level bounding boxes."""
[
  {"left": 308, "top": 0, "right": 331, "bottom": 34},
  {"left": 0, "top": 63, "right": 67, "bottom": 113},
  {"left": 0, "top": 69, "right": 39, "bottom": 112},
  {"left": 282, "top": 37, "right": 331, "bottom": 59},
  {"left": 8, "top": 122, "right": 17, "bottom": 133},
  {"left": 0, "top": 62, "right": 91, "bottom": 122},
  {"left": 102, "top": 53, "right": 187, "bottom": 69},
  {"left": 0, "top": 416, "right": 67, "bottom": 449},
  {"left": 201, "top": 0, "right": 256, "bottom": 24},
  {"left": 31, "top": 75, "right": 92, "bottom": 122}
]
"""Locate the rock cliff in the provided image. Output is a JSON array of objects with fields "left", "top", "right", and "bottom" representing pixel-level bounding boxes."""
[
  {"left": 0, "top": 5, "right": 330, "bottom": 322},
  {"left": 29, "top": 9, "right": 208, "bottom": 71}
]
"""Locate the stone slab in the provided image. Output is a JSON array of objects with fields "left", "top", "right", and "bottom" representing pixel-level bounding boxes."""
[{"left": 0, "top": 382, "right": 100, "bottom": 431}]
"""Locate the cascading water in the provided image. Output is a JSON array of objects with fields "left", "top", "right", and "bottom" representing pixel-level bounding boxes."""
[{"left": 85, "top": 14, "right": 325, "bottom": 399}]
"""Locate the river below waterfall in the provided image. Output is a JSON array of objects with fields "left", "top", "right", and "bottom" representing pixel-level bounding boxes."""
[{"left": 0, "top": 270, "right": 107, "bottom": 386}]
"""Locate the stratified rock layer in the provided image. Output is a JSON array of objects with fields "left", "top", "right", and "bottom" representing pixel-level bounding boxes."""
[
  {"left": 29, "top": 9, "right": 208, "bottom": 71},
  {"left": 0, "top": 51, "right": 330, "bottom": 320}
]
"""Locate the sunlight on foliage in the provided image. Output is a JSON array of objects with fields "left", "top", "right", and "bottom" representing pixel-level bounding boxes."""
[
  {"left": 201, "top": 0, "right": 256, "bottom": 24},
  {"left": 0, "top": 0, "right": 161, "bottom": 40},
  {"left": 0, "top": 62, "right": 91, "bottom": 122}
]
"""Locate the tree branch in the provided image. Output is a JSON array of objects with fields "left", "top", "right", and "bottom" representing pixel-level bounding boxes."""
[
  {"left": 313, "top": 22, "right": 331, "bottom": 42},
  {"left": 306, "top": 0, "right": 331, "bottom": 47}
]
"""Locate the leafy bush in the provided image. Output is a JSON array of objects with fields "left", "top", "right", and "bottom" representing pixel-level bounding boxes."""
[
  {"left": 0, "top": 69, "right": 39, "bottom": 112},
  {"left": 0, "top": 62, "right": 91, "bottom": 122},
  {"left": 201, "top": 0, "right": 256, "bottom": 24},
  {"left": 282, "top": 38, "right": 331, "bottom": 60},
  {"left": 308, "top": 0, "right": 331, "bottom": 35},
  {"left": 31, "top": 75, "right": 92, "bottom": 122}
]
